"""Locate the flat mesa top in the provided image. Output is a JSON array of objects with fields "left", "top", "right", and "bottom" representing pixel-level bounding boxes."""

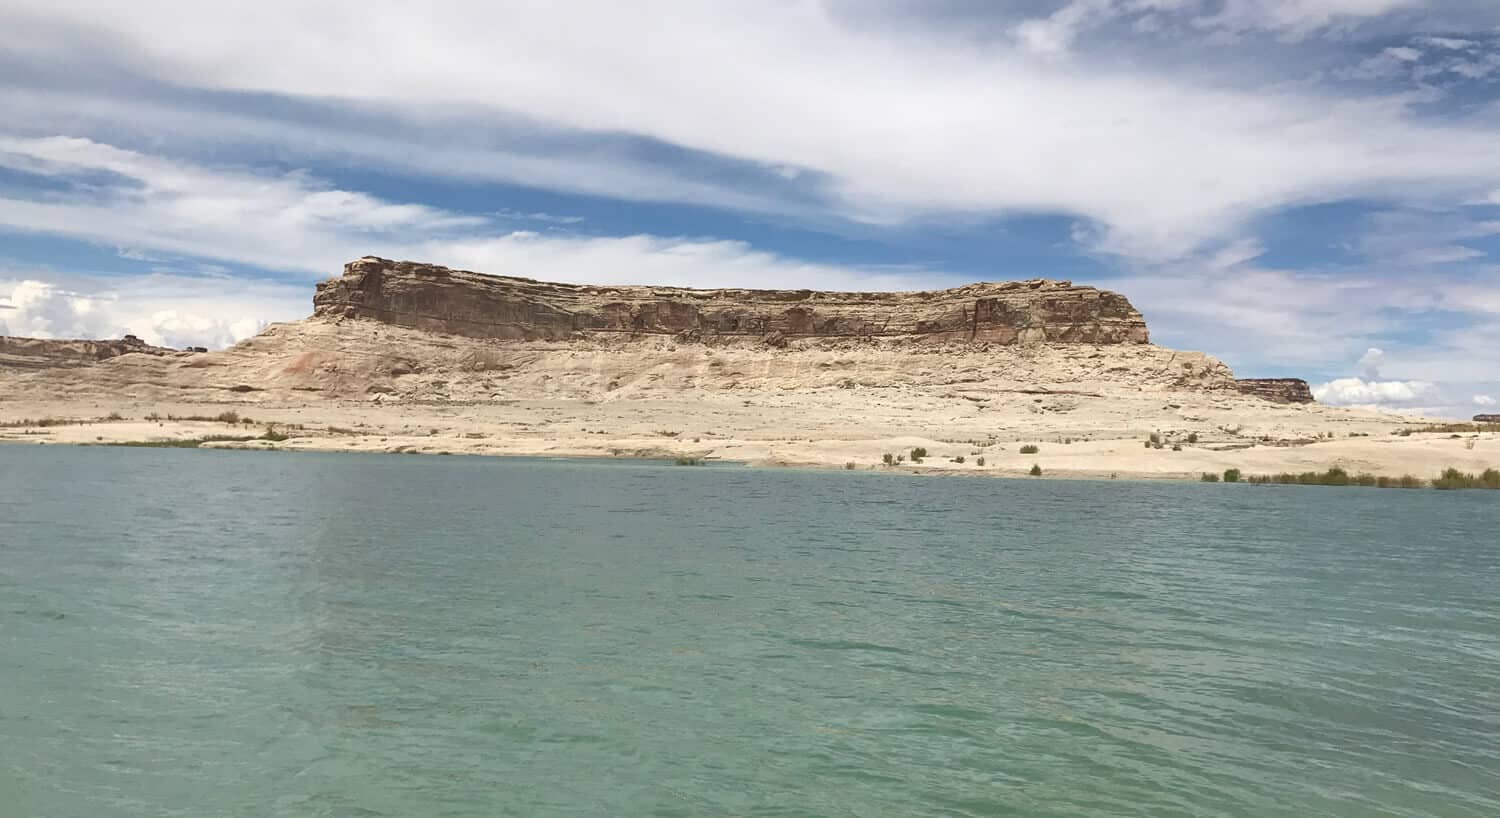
[{"left": 337, "top": 257, "right": 1089, "bottom": 299}]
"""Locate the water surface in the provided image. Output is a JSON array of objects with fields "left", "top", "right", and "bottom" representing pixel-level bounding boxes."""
[{"left": 2, "top": 447, "right": 1498, "bottom": 817}]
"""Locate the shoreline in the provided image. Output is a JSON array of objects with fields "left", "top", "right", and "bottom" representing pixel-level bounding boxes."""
[{"left": 5, "top": 407, "right": 1496, "bottom": 489}]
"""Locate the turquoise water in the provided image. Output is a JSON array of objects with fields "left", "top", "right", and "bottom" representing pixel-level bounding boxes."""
[{"left": 2, "top": 447, "right": 1498, "bottom": 817}]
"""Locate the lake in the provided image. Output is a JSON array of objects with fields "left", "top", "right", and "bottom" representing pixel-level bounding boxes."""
[{"left": 2, "top": 446, "right": 1498, "bottom": 817}]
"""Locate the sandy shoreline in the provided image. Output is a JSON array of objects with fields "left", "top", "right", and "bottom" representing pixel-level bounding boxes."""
[
  {"left": 4, "top": 395, "right": 1496, "bottom": 485},
  {"left": 3, "top": 320, "right": 1496, "bottom": 484}
]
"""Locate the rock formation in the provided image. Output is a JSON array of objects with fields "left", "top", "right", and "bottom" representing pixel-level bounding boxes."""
[
  {"left": 313, "top": 257, "right": 1151, "bottom": 345},
  {"left": 1475, "top": 414, "right": 1500, "bottom": 423},
  {"left": 1235, "top": 378, "right": 1315, "bottom": 404},
  {"left": 0, "top": 334, "right": 176, "bottom": 371}
]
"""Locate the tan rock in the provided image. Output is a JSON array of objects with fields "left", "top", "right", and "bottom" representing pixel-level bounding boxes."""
[{"left": 312, "top": 257, "right": 1151, "bottom": 345}]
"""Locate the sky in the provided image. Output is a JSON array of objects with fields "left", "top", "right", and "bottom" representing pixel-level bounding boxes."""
[{"left": 1, "top": 1, "right": 1498, "bottom": 418}]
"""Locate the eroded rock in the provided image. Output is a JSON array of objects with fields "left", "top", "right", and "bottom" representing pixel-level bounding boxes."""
[
  {"left": 1235, "top": 378, "right": 1315, "bottom": 404},
  {"left": 0, "top": 335, "right": 176, "bottom": 371},
  {"left": 313, "top": 257, "right": 1151, "bottom": 345}
]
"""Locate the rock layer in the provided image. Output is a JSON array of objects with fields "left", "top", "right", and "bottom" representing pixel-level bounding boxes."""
[
  {"left": 1475, "top": 414, "right": 1500, "bottom": 423},
  {"left": 0, "top": 335, "right": 176, "bottom": 371},
  {"left": 1235, "top": 378, "right": 1315, "bottom": 404},
  {"left": 313, "top": 257, "right": 1151, "bottom": 345}
]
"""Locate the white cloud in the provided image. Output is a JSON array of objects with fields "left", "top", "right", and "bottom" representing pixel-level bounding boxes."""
[
  {"left": 1476, "top": 394, "right": 1497, "bottom": 406},
  {"left": 1202, "top": 0, "right": 1425, "bottom": 35},
  {"left": 1, "top": 2, "right": 1499, "bottom": 261},
  {"left": 1313, "top": 376, "right": 1437, "bottom": 406},
  {"left": 1357, "top": 346, "right": 1384, "bottom": 378},
  {"left": 0, "top": 136, "right": 488, "bottom": 275},
  {"left": 0, "top": 280, "right": 115, "bottom": 340},
  {"left": 0, "top": 275, "right": 305, "bottom": 349},
  {"left": 1420, "top": 36, "right": 1478, "bottom": 50},
  {"left": 0, "top": 136, "right": 951, "bottom": 294}
]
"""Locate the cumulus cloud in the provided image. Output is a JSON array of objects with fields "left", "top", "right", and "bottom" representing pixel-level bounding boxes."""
[
  {"left": 1476, "top": 394, "right": 1497, "bottom": 406},
  {"left": 0, "top": 275, "right": 304, "bottom": 349},
  {"left": 0, "top": 280, "right": 115, "bottom": 340},
  {"left": 1357, "top": 347, "right": 1385, "bottom": 378},
  {"left": 1313, "top": 376, "right": 1437, "bottom": 406}
]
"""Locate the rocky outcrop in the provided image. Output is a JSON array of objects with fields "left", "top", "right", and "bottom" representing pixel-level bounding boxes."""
[
  {"left": 0, "top": 334, "right": 176, "bottom": 371},
  {"left": 1236, "top": 378, "right": 1315, "bottom": 404},
  {"left": 1475, "top": 414, "right": 1500, "bottom": 423},
  {"left": 313, "top": 257, "right": 1151, "bottom": 345}
]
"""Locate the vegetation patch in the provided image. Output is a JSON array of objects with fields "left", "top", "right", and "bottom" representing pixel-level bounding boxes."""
[
  {"left": 97, "top": 434, "right": 261, "bottom": 449},
  {"left": 1432, "top": 468, "right": 1500, "bottom": 490},
  {"left": 1242, "top": 466, "right": 1498, "bottom": 490}
]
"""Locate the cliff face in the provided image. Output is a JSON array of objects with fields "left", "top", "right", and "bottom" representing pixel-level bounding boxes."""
[
  {"left": 1235, "top": 378, "right": 1315, "bottom": 404},
  {"left": 313, "top": 257, "right": 1151, "bottom": 345},
  {"left": 0, "top": 334, "right": 176, "bottom": 371},
  {"left": 1475, "top": 414, "right": 1500, "bottom": 423}
]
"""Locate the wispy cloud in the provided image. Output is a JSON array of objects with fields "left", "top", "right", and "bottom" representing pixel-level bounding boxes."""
[
  {"left": 3, "top": 2, "right": 1500, "bottom": 261},
  {"left": 0, "top": 136, "right": 952, "bottom": 293}
]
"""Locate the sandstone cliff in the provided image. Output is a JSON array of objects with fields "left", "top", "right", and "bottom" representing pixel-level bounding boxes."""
[
  {"left": 1235, "top": 378, "right": 1315, "bottom": 404},
  {"left": 0, "top": 334, "right": 177, "bottom": 371},
  {"left": 313, "top": 257, "right": 1151, "bottom": 345}
]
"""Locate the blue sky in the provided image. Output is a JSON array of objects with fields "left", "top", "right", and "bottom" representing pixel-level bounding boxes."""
[{"left": 1, "top": 1, "right": 1498, "bottom": 417}]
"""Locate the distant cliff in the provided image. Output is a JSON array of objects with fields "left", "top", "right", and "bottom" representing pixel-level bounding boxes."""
[
  {"left": 1235, "top": 378, "right": 1315, "bottom": 404},
  {"left": 0, "top": 334, "right": 176, "bottom": 371},
  {"left": 312, "top": 257, "right": 1152, "bottom": 345}
]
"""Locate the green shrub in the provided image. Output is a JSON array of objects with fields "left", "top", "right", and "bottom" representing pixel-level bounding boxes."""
[
  {"left": 975, "top": 456, "right": 985, "bottom": 467},
  {"left": 1186, "top": 432, "right": 1199, "bottom": 444},
  {"left": 1019, "top": 444, "right": 1039, "bottom": 454},
  {"left": 882, "top": 453, "right": 895, "bottom": 466},
  {"left": 1223, "top": 468, "right": 1242, "bottom": 483},
  {"left": 910, "top": 447, "right": 928, "bottom": 462},
  {"left": 1429, "top": 467, "right": 1500, "bottom": 490},
  {"left": 673, "top": 456, "right": 704, "bottom": 466},
  {"left": 1246, "top": 466, "right": 1409, "bottom": 488},
  {"left": 952, "top": 455, "right": 965, "bottom": 464},
  {"left": 215, "top": 410, "right": 240, "bottom": 424},
  {"left": 844, "top": 461, "right": 856, "bottom": 470},
  {"left": 1375, "top": 475, "right": 1425, "bottom": 489},
  {"left": 1029, "top": 463, "right": 1042, "bottom": 477},
  {"left": 1200, "top": 472, "right": 1220, "bottom": 482}
]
